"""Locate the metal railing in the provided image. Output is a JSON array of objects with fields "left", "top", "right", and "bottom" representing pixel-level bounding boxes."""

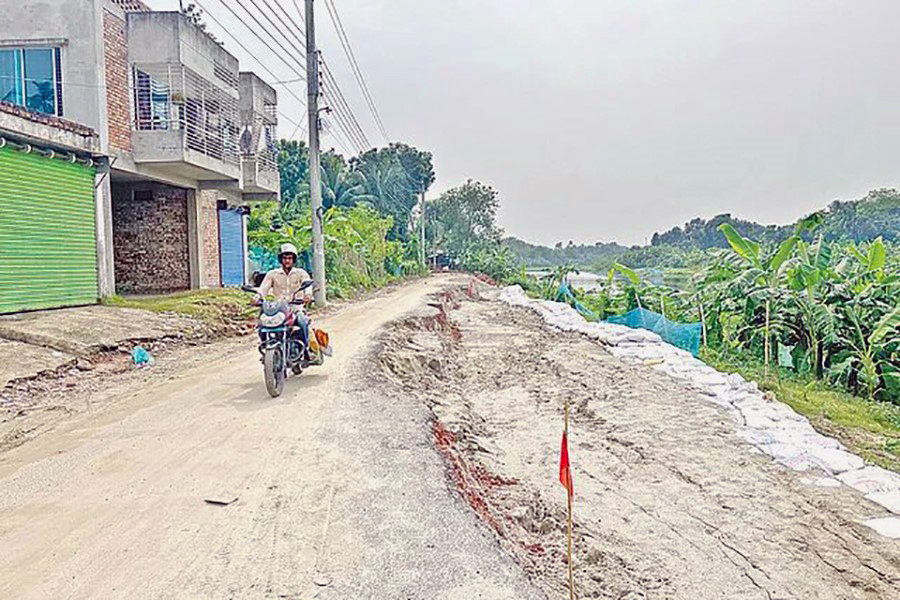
[
  {"left": 240, "top": 104, "right": 278, "bottom": 175},
  {"left": 132, "top": 62, "right": 240, "bottom": 166}
]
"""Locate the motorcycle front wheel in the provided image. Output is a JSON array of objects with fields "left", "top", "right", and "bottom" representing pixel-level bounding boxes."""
[{"left": 264, "top": 346, "right": 285, "bottom": 397}]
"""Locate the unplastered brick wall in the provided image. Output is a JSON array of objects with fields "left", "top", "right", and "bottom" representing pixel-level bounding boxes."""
[
  {"left": 112, "top": 184, "right": 191, "bottom": 294},
  {"left": 103, "top": 9, "right": 132, "bottom": 154},
  {"left": 200, "top": 190, "right": 221, "bottom": 287}
]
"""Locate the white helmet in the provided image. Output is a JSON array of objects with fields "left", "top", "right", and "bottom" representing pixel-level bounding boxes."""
[{"left": 278, "top": 243, "right": 298, "bottom": 260}]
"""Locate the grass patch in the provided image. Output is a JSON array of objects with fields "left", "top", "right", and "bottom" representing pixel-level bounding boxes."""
[
  {"left": 701, "top": 348, "right": 900, "bottom": 472},
  {"left": 103, "top": 289, "right": 255, "bottom": 328}
]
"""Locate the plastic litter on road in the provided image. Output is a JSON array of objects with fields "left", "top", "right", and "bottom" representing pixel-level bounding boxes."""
[{"left": 131, "top": 346, "right": 154, "bottom": 366}]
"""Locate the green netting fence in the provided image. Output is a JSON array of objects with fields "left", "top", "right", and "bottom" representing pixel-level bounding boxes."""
[{"left": 556, "top": 282, "right": 703, "bottom": 356}]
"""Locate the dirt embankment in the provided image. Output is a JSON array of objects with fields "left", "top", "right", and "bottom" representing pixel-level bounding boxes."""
[{"left": 377, "top": 287, "right": 900, "bottom": 599}]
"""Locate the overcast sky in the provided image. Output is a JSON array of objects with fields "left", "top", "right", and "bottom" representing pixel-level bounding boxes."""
[{"left": 152, "top": 0, "right": 900, "bottom": 246}]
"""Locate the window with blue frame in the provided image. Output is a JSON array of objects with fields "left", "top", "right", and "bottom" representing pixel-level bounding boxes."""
[{"left": 0, "top": 47, "right": 62, "bottom": 116}]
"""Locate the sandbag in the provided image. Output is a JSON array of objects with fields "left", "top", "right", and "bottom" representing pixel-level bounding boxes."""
[
  {"left": 862, "top": 517, "right": 900, "bottom": 539},
  {"left": 838, "top": 467, "right": 900, "bottom": 494}
]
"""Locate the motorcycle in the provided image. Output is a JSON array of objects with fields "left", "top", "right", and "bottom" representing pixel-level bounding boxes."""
[{"left": 242, "top": 280, "right": 329, "bottom": 397}]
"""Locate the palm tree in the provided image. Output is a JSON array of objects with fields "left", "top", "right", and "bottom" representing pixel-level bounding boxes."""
[{"left": 319, "top": 152, "right": 372, "bottom": 209}]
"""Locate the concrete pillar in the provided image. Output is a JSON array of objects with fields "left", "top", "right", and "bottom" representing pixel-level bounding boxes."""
[
  {"left": 94, "top": 174, "right": 116, "bottom": 297},
  {"left": 186, "top": 188, "right": 202, "bottom": 289}
]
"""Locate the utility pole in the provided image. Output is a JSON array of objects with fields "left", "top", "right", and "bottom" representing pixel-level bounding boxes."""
[
  {"left": 420, "top": 187, "right": 426, "bottom": 269},
  {"left": 306, "top": 0, "right": 326, "bottom": 307}
]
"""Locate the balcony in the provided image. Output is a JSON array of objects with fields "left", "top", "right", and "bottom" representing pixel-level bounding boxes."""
[
  {"left": 239, "top": 72, "right": 279, "bottom": 197},
  {"left": 127, "top": 12, "right": 241, "bottom": 183}
]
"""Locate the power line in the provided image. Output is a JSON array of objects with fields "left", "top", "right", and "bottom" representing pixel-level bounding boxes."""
[
  {"left": 260, "top": 0, "right": 307, "bottom": 46},
  {"left": 223, "top": 0, "right": 308, "bottom": 79},
  {"left": 321, "top": 117, "right": 355, "bottom": 156},
  {"left": 192, "top": 0, "right": 308, "bottom": 120},
  {"left": 320, "top": 86, "right": 366, "bottom": 151},
  {"left": 245, "top": 0, "right": 308, "bottom": 74},
  {"left": 244, "top": 0, "right": 372, "bottom": 154},
  {"left": 320, "top": 58, "right": 370, "bottom": 150},
  {"left": 321, "top": 85, "right": 366, "bottom": 153},
  {"left": 323, "top": 0, "right": 389, "bottom": 142},
  {"left": 321, "top": 90, "right": 365, "bottom": 153}
]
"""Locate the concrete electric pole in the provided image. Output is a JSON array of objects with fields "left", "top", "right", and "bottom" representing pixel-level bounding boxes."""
[
  {"left": 306, "top": 0, "right": 327, "bottom": 307},
  {"left": 420, "top": 188, "right": 426, "bottom": 269}
]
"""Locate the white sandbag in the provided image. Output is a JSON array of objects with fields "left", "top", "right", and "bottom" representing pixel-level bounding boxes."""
[
  {"left": 692, "top": 372, "right": 730, "bottom": 387},
  {"left": 800, "top": 476, "right": 843, "bottom": 488},
  {"left": 738, "top": 429, "right": 780, "bottom": 447},
  {"left": 741, "top": 412, "right": 780, "bottom": 431},
  {"left": 862, "top": 517, "right": 900, "bottom": 539},
  {"left": 499, "top": 285, "right": 529, "bottom": 306},
  {"left": 759, "top": 442, "right": 804, "bottom": 461},
  {"left": 865, "top": 491, "right": 900, "bottom": 515},
  {"left": 775, "top": 452, "right": 833, "bottom": 472},
  {"left": 726, "top": 373, "right": 746, "bottom": 389},
  {"left": 761, "top": 428, "right": 843, "bottom": 451},
  {"left": 838, "top": 466, "right": 900, "bottom": 494},
  {"left": 802, "top": 447, "right": 865, "bottom": 474}
]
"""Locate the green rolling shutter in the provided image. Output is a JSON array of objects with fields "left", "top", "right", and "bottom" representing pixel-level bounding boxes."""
[{"left": 0, "top": 145, "right": 98, "bottom": 313}]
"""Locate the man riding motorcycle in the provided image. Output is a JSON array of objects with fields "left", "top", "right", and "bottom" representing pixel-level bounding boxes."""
[{"left": 255, "top": 243, "right": 312, "bottom": 357}]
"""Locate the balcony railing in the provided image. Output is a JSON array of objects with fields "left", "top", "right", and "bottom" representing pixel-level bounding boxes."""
[
  {"left": 239, "top": 101, "right": 278, "bottom": 194},
  {"left": 132, "top": 62, "right": 240, "bottom": 169}
]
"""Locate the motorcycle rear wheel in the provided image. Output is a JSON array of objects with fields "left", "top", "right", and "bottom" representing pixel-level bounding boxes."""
[{"left": 264, "top": 347, "right": 285, "bottom": 397}]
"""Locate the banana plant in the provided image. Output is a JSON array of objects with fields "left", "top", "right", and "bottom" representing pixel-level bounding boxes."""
[
  {"left": 786, "top": 233, "right": 837, "bottom": 377},
  {"left": 718, "top": 224, "right": 800, "bottom": 377},
  {"left": 831, "top": 303, "right": 900, "bottom": 399}
]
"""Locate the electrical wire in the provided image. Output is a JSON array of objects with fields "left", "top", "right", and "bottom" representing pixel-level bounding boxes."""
[
  {"left": 320, "top": 58, "right": 369, "bottom": 149},
  {"left": 223, "top": 0, "right": 308, "bottom": 79},
  {"left": 323, "top": 0, "right": 389, "bottom": 142},
  {"left": 259, "top": 0, "right": 307, "bottom": 46},
  {"left": 320, "top": 84, "right": 365, "bottom": 151},
  {"left": 191, "top": 0, "right": 308, "bottom": 137},
  {"left": 321, "top": 90, "right": 365, "bottom": 153}
]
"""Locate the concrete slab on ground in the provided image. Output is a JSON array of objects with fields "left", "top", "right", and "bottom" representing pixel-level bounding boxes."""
[
  {"left": 0, "top": 339, "right": 74, "bottom": 388},
  {"left": 0, "top": 306, "right": 200, "bottom": 356}
]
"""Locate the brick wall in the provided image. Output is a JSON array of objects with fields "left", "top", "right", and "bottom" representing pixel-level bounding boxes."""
[
  {"left": 200, "top": 190, "right": 221, "bottom": 287},
  {"left": 112, "top": 184, "right": 190, "bottom": 294},
  {"left": 103, "top": 10, "right": 132, "bottom": 154}
]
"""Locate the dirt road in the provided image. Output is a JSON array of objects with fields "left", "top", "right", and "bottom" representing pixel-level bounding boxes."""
[
  {"left": 3, "top": 277, "right": 900, "bottom": 599},
  {"left": 0, "top": 276, "right": 539, "bottom": 600}
]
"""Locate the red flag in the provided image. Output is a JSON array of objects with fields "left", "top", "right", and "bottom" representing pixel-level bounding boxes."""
[{"left": 559, "top": 432, "right": 573, "bottom": 497}]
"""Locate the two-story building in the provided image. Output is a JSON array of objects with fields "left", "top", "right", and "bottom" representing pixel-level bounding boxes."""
[{"left": 0, "top": 0, "right": 279, "bottom": 310}]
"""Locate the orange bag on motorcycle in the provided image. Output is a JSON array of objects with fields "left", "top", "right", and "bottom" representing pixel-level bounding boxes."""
[{"left": 315, "top": 329, "right": 329, "bottom": 349}]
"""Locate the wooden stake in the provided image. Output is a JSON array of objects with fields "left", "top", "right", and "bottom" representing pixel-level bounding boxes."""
[
  {"left": 698, "top": 300, "right": 708, "bottom": 348},
  {"left": 565, "top": 397, "right": 575, "bottom": 600}
]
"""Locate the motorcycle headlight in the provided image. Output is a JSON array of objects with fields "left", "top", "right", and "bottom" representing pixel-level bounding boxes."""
[{"left": 259, "top": 312, "right": 286, "bottom": 327}]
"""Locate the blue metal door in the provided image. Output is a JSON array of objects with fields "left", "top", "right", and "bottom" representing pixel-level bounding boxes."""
[{"left": 218, "top": 208, "right": 245, "bottom": 286}]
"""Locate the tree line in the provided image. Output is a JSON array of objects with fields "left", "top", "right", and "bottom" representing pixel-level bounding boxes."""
[
  {"left": 248, "top": 140, "right": 514, "bottom": 296},
  {"left": 502, "top": 189, "right": 900, "bottom": 271}
]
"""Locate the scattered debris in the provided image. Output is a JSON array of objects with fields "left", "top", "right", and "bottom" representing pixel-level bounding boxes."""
[
  {"left": 203, "top": 496, "right": 238, "bottom": 506},
  {"left": 131, "top": 346, "right": 154, "bottom": 366}
]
